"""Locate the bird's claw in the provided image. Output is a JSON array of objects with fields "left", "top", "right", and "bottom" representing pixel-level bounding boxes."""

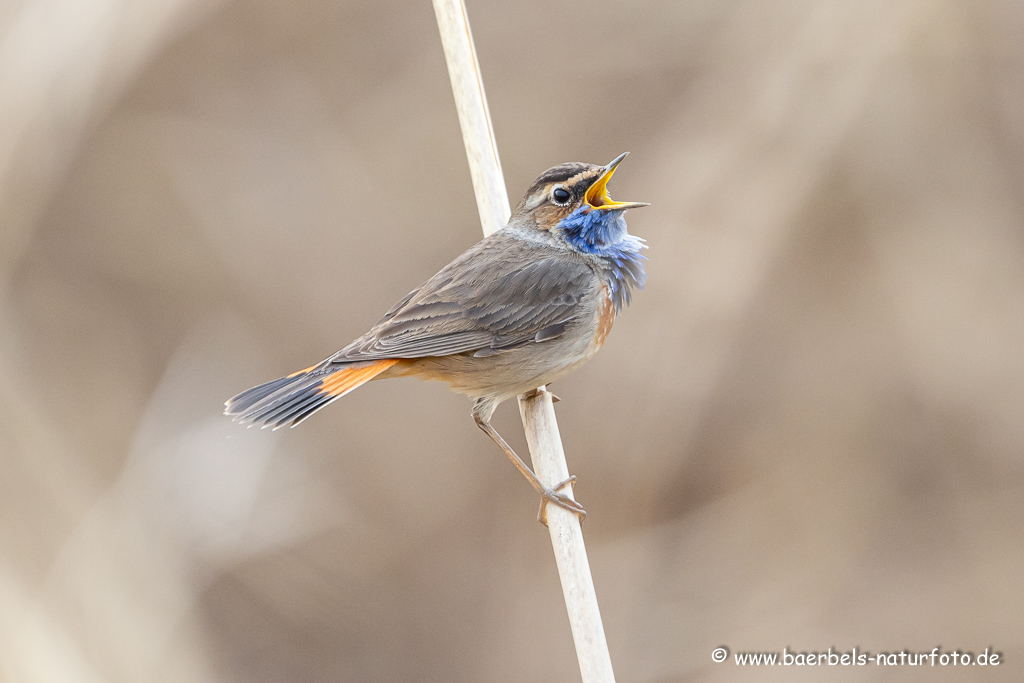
[
  {"left": 537, "top": 475, "right": 586, "bottom": 526},
  {"left": 521, "top": 387, "right": 560, "bottom": 403}
]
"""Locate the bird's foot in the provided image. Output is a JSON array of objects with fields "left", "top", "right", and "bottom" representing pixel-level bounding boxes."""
[
  {"left": 521, "top": 387, "right": 560, "bottom": 403},
  {"left": 538, "top": 475, "right": 586, "bottom": 526}
]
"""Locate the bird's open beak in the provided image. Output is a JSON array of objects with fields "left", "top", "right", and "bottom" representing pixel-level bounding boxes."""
[{"left": 584, "top": 152, "right": 651, "bottom": 212}]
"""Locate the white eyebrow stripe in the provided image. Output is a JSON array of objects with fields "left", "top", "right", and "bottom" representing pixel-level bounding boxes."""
[
  {"left": 566, "top": 170, "right": 593, "bottom": 185},
  {"left": 524, "top": 169, "right": 600, "bottom": 211}
]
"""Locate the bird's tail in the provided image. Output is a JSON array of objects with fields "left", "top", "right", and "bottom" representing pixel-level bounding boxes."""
[{"left": 225, "top": 359, "right": 398, "bottom": 429}]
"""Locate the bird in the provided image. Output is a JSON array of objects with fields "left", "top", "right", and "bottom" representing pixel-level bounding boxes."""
[{"left": 225, "top": 152, "right": 649, "bottom": 524}]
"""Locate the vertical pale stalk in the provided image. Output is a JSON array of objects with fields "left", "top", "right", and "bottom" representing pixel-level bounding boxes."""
[
  {"left": 518, "top": 390, "right": 616, "bottom": 683},
  {"left": 431, "top": 1, "right": 616, "bottom": 681},
  {"left": 431, "top": 0, "right": 510, "bottom": 236}
]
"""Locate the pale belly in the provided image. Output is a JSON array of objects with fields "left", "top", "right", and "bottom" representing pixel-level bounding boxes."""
[{"left": 385, "top": 285, "right": 616, "bottom": 403}]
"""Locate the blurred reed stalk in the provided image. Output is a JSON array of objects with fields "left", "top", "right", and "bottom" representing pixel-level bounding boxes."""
[{"left": 431, "top": 1, "right": 616, "bottom": 681}]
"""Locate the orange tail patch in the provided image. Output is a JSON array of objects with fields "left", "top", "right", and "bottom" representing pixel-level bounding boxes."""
[
  {"left": 318, "top": 359, "right": 397, "bottom": 397},
  {"left": 225, "top": 358, "right": 398, "bottom": 429}
]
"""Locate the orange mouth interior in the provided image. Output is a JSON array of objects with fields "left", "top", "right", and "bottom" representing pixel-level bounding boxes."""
[{"left": 584, "top": 170, "right": 616, "bottom": 209}]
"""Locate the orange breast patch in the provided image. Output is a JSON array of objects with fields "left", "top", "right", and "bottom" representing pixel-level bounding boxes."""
[{"left": 594, "top": 285, "right": 615, "bottom": 349}]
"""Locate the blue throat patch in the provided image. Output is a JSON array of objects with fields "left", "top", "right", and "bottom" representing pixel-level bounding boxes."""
[{"left": 558, "top": 207, "right": 647, "bottom": 312}]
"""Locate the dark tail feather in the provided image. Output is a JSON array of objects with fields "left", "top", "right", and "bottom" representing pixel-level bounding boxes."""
[
  {"left": 224, "top": 366, "right": 315, "bottom": 415},
  {"left": 225, "top": 359, "right": 397, "bottom": 429}
]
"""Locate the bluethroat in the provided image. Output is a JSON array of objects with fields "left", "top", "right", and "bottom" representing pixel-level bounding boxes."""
[{"left": 226, "top": 152, "right": 649, "bottom": 524}]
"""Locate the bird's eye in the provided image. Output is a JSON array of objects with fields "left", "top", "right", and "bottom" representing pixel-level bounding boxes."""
[{"left": 552, "top": 187, "right": 571, "bottom": 204}]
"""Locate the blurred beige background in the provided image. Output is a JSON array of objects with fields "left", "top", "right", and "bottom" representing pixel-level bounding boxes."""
[{"left": 2, "top": 0, "right": 1022, "bottom": 681}]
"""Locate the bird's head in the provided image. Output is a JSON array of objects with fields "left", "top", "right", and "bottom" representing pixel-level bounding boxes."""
[{"left": 511, "top": 152, "right": 649, "bottom": 252}]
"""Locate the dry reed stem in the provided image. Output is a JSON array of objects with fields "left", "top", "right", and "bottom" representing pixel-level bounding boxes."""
[{"left": 431, "top": 1, "right": 616, "bottom": 680}]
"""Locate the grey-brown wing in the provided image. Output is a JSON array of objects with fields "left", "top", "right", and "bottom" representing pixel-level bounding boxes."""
[{"left": 329, "top": 234, "right": 596, "bottom": 362}]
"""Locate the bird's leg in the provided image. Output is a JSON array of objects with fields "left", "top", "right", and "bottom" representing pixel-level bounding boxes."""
[{"left": 474, "top": 415, "right": 585, "bottom": 526}]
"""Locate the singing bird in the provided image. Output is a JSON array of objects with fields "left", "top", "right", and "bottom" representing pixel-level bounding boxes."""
[{"left": 225, "top": 153, "right": 648, "bottom": 523}]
